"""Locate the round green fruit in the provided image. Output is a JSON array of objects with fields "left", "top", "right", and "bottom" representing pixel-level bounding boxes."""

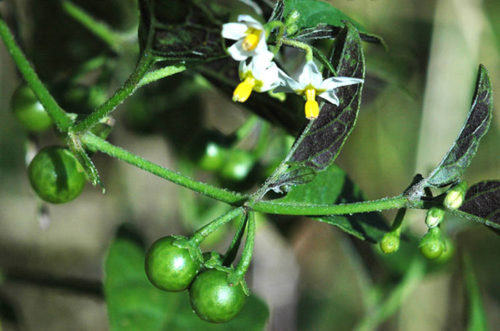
[
  {"left": 189, "top": 269, "right": 246, "bottom": 323},
  {"left": 11, "top": 84, "right": 53, "bottom": 132},
  {"left": 28, "top": 147, "right": 86, "bottom": 203},
  {"left": 145, "top": 236, "right": 201, "bottom": 292}
]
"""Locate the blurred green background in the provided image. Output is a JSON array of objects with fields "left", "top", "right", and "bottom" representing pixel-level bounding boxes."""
[{"left": 0, "top": 0, "right": 499, "bottom": 330}]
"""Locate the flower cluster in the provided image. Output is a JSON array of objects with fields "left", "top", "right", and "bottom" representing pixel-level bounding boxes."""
[{"left": 221, "top": 15, "right": 364, "bottom": 120}]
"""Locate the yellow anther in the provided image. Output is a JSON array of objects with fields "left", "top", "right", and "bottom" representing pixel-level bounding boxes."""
[
  {"left": 233, "top": 77, "right": 256, "bottom": 102},
  {"left": 304, "top": 88, "right": 319, "bottom": 119},
  {"left": 242, "top": 28, "right": 261, "bottom": 51}
]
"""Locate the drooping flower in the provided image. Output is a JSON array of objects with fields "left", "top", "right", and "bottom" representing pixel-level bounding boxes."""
[
  {"left": 221, "top": 15, "right": 271, "bottom": 61},
  {"left": 277, "top": 61, "right": 364, "bottom": 119},
  {"left": 232, "top": 53, "right": 282, "bottom": 103}
]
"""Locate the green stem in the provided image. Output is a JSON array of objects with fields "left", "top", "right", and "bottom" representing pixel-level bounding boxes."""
[
  {"left": 0, "top": 16, "right": 73, "bottom": 131},
  {"left": 137, "top": 64, "right": 187, "bottom": 87},
  {"left": 73, "top": 53, "right": 155, "bottom": 133},
  {"left": 391, "top": 208, "right": 406, "bottom": 235},
  {"left": 62, "top": 0, "right": 124, "bottom": 53},
  {"left": 223, "top": 213, "right": 248, "bottom": 266},
  {"left": 228, "top": 211, "right": 255, "bottom": 285},
  {"left": 250, "top": 195, "right": 419, "bottom": 216},
  {"left": 81, "top": 133, "right": 248, "bottom": 205},
  {"left": 282, "top": 38, "right": 313, "bottom": 61},
  {"left": 191, "top": 208, "right": 244, "bottom": 245}
]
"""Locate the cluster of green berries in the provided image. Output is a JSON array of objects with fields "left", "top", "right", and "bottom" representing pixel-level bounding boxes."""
[
  {"left": 145, "top": 236, "right": 247, "bottom": 323},
  {"left": 380, "top": 182, "right": 467, "bottom": 260}
]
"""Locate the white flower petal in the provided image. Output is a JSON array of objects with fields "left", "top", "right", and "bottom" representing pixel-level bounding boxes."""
[
  {"left": 320, "top": 77, "right": 364, "bottom": 90},
  {"left": 221, "top": 23, "right": 248, "bottom": 40},
  {"left": 298, "top": 61, "right": 323, "bottom": 88},
  {"left": 253, "top": 31, "right": 269, "bottom": 55},
  {"left": 237, "top": 15, "right": 263, "bottom": 29},
  {"left": 257, "top": 63, "right": 280, "bottom": 91},
  {"left": 228, "top": 40, "right": 251, "bottom": 61},
  {"left": 318, "top": 90, "right": 340, "bottom": 105},
  {"left": 273, "top": 69, "right": 303, "bottom": 93}
]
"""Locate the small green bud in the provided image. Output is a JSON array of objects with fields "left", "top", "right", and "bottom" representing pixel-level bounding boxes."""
[
  {"left": 285, "top": 10, "right": 300, "bottom": 36},
  {"left": 285, "top": 10, "right": 300, "bottom": 26},
  {"left": 425, "top": 207, "right": 445, "bottom": 228},
  {"left": 444, "top": 181, "right": 467, "bottom": 210},
  {"left": 380, "top": 232, "right": 400, "bottom": 254},
  {"left": 419, "top": 227, "right": 445, "bottom": 260}
]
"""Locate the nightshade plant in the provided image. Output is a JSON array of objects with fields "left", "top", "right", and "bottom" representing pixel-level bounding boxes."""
[{"left": 1, "top": 0, "right": 499, "bottom": 328}]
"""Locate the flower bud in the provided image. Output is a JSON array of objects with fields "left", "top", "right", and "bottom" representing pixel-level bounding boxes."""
[
  {"left": 380, "top": 232, "right": 400, "bottom": 254},
  {"left": 444, "top": 181, "right": 467, "bottom": 210},
  {"left": 285, "top": 10, "right": 300, "bottom": 36},
  {"left": 425, "top": 207, "right": 445, "bottom": 228},
  {"left": 419, "top": 227, "right": 445, "bottom": 260}
]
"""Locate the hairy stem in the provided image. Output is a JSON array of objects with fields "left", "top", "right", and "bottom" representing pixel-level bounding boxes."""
[
  {"left": 0, "top": 16, "right": 73, "bottom": 131},
  {"left": 191, "top": 208, "right": 244, "bottom": 245},
  {"left": 73, "top": 53, "right": 155, "bottom": 133},
  {"left": 137, "top": 64, "right": 187, "bottom": 88},
  {"left": 250, "top": 195, "right": 422, "bottom": 216},
  {"left": 228, "top": 211, "right": 255, "bottom": 284},
  {"left": 282, "top": 38, "right": 314, "bottom": 61},
  {"left": 81, "top": 133, "right": 248, "bottom": 205}
]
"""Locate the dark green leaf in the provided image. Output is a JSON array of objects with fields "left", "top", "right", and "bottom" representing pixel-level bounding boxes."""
[
  {"left": 138, "top": 0, "right": 226, "bottom": 63},
  {"left": 268, "top": 0, "right": 285, "bottom": 22},
  {"left": 288, "top": 22, "right": 365, "bottom": 171},
  {"left": 427, "top": 65, "right": 493, "bottom": 188},
  {"left": 292, "top": 24, "right": 385, "bottom": 46},
  {"left": 269, "top": 166, "right": 316, "bottom": 194},
  {"left": 104, "top": 227, "right": 269, "bottom": 331},
  {"left": 275, "top": 164, "right": 389, "bottom": 242},
  {"left": 283, "top": 0, "right": 363, "bottom": 31},
  {"left": 456, "top": 181, "right": 500, "bottom": 233}
]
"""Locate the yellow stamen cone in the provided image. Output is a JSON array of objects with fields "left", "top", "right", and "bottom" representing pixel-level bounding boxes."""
[
  {"left": 233, "top": 77, "right": 256, "bottom": 102},
  {"left": 242, "top": 30, "right": 260, "bottom": 51},
  {"left": 304, "top": 88, "right": 319, "bottom": 119}
]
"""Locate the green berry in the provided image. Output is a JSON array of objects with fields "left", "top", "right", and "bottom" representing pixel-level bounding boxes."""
[
  {"left": 189, "top": 269, "right": 246, "bottom": 323},
  {"left": 28, "top": 147, "right": 86, "bottom": 203},
  {"left": 11, "top": 84, "right": 53, "bottom": 132},
  {"left": 145, "top": 236, "right": 201, "bottom": 292}
]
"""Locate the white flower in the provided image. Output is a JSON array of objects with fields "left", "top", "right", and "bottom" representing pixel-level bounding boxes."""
[
  {"left": 222, "top": 15, "right": 272, "bottom": 61},
  {"left": 233, "top": 53, "right": 282, "bottom": 103},
  {"left": 276, "top": 61, "right": 364, "bottom": 119}
]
